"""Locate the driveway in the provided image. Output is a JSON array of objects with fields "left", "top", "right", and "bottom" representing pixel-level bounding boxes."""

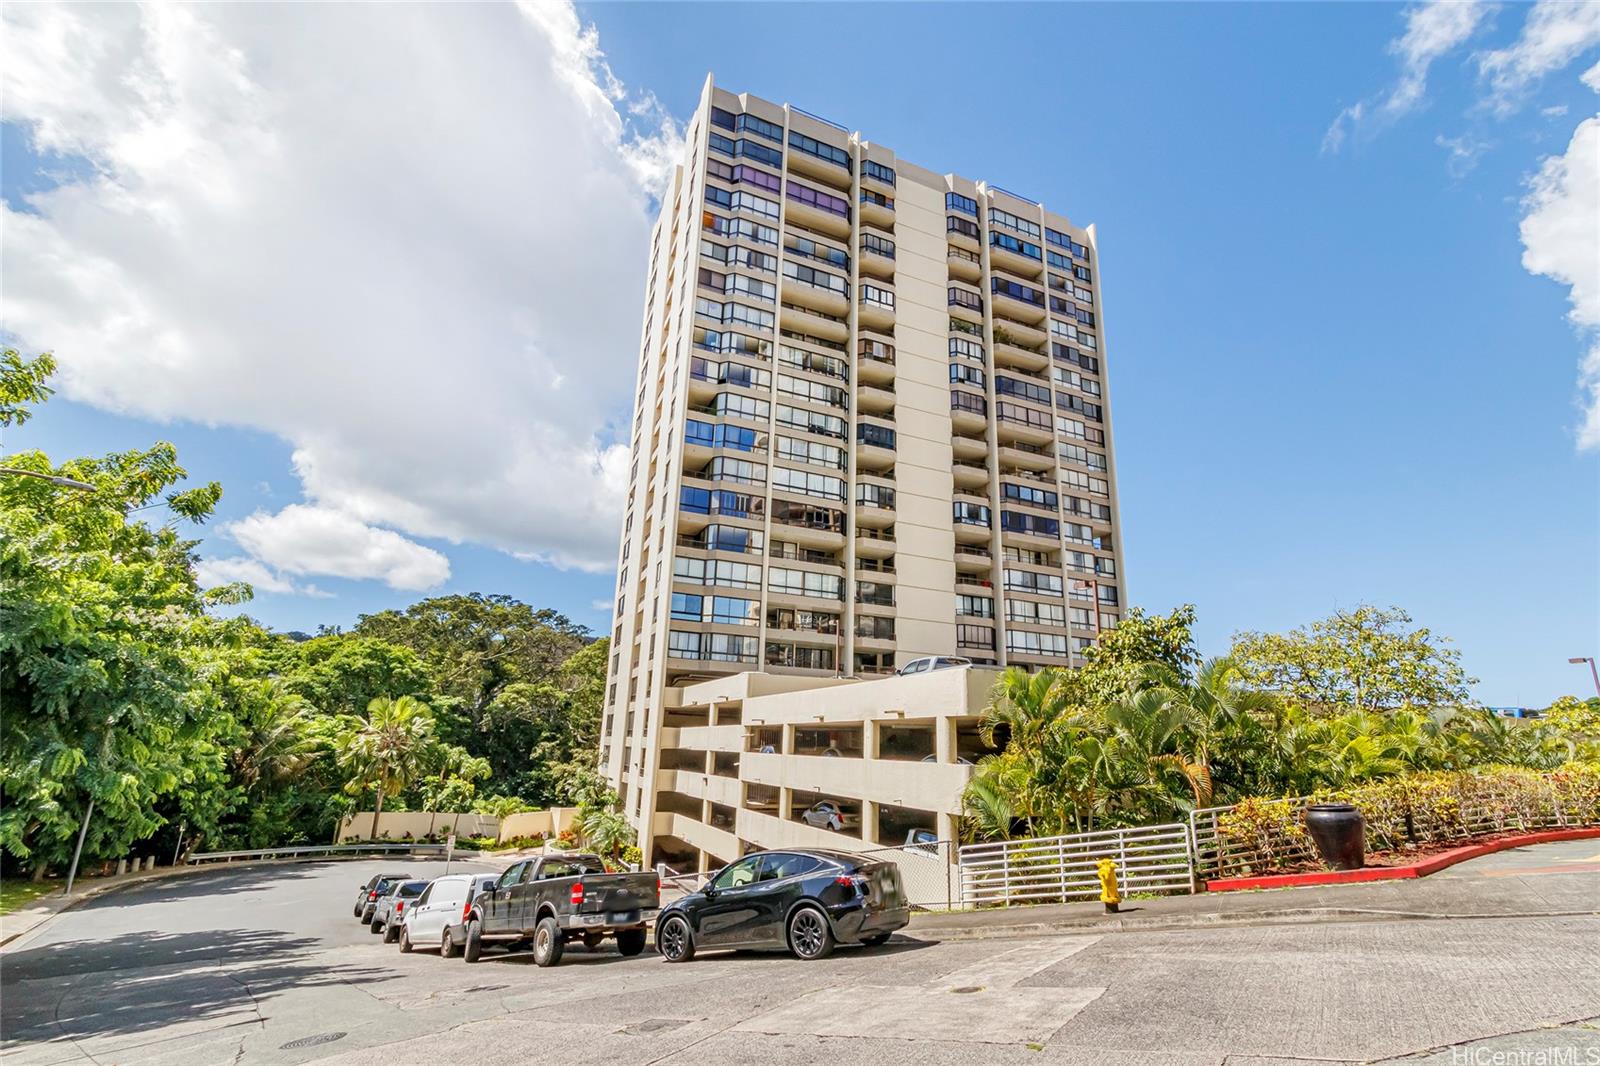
[{"left": 2, "top": 846, "right": 1597, "bottom": 1065}]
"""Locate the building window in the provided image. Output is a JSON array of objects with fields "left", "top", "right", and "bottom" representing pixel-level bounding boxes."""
[
  {"left": 957, "top": 624, "right": 995, "bottom": 650},
  {"left": 956, "top": 594, "right": 994, "bottom": 618},
  {"left": 786, "top": 180, "right": 850, "bottom": 218},
  {"left": 953, "top": 500, "right": 990, "bottom": 526},
  {"left": 990, "top": 230, "right": 1043, "bottom": 261},
  {"left": 862, "top": 159, "right": 896, "bottom": 186},
  {"left": 1003, "top": 568, "right": 1064, "bottom": 596},
  {"left": 788, "top": 131, "right": 849, "bottom": 168},
  {"left": 1006, "top": 631, "right": 1069, "bottom": 657},
  {"left": 946, "top": 191, "right": 978, "bottom": 216},
  {"left": 946, "top": 215, "right": 980, "bottom": 240},
  {"left": 1001, "top": 510, "right": 1060, "bottom": 538},
  {"left": 856, "top": 422, "right": 896, "bottom": 450},
  {"left": 670, "top": 592, "right": 703, "bottom": 621}
]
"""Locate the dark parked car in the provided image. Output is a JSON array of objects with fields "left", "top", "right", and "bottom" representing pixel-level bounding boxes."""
[
  {"left": 353, "top": 872, "right": 412, "bottom": 918},
  {"left": 461, "top": 854, "right": 659, "bottom": 967},
  {"left": 654, "top": 849, "right": 909, "bottom": 963},
  {"left": 357, "top": 874, "right": 412, "bottom": 924},
  {"left": 372, "top": 879, "right": 428, "bottom": 941}
]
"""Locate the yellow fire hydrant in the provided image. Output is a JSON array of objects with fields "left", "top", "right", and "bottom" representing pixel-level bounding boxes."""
[{"left": 1096, "top": 858, "right": 1121, "bottom": 913}]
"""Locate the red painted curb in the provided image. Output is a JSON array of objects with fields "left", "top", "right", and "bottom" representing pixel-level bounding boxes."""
[{"left": 1206, "top": 826, "right": 1600, "bottom": 893}]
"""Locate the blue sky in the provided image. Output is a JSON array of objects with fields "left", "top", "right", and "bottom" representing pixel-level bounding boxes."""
[{"left": 2, "top": 3, "right": 1596, "bottom": 704}]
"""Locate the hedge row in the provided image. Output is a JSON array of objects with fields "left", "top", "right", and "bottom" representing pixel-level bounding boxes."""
[{"left": 1215, "top": 763, "right": 1600, "bottom": 876}]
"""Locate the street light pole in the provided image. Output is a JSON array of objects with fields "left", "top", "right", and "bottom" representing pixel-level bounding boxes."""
[
  {"left": 1568, "top": 657, "right": 1600, "bottom": 699},
  {"left": 4, "top": 466, "right": 105, "bottom": 895},
  {"left": 63, "top": 798, "right": 95, "bottom": 896}
]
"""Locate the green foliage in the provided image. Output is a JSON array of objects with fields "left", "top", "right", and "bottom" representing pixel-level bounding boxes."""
[
  {"left": 335, "top": 695, "right": 446, "bottom": 840},
  {"left": 1218, "top": 763, "right": 1600, "bottom": 874},
  {"left": 1231, "top": 605, "right": 1474, "bottom": 714},
  {"left": 0, "top": 362, "right": 240, "bottom": 870},
  {"left": 964, "top": 608, "right": 1570, "bottom": 844},
  {"left": 0, "top": 349, "right": 57, "bottom": 428}
]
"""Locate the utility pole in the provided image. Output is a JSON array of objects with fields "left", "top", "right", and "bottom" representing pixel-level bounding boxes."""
[{"left": 63, "top": 798, "right": 95, "bottom": 896}]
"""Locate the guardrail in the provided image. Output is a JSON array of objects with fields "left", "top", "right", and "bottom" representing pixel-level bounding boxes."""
[
  {"left": 958, "top": 822, "right": 1195, "bottom": 907},
  {"left": 186, "top": 843, "right": 450, "bottom": 865}
]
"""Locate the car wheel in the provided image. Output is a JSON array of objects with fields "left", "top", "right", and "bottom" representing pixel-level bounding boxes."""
[
  {"left": 370, "top": 919, "right": 385, "bottom": 935},
  {"left": 581, "top": 933, "right": 604, "bottom": 951},
  {"left": 440, "top": 928, "right": 458, "bottom": 959},
  {"left": 463, "top": 918, "right": 483, "bottom": 964},
  {"left": 360, "top": 909, "right": 373, "bottom": 925},
  {"left": 861, "top": 932, "right": 892, "bottom": 947},
  {"left": 616, "top": 928, "right": 646, "bottom": 956},
  {"left": 787, "top": 906, "right": 835, "bottom": 961},
  {"left": 398, "top": 926, "right": 413, "bottom": 952},
  {"left": 657, "top": 915, "right": 695, "bottom": 963},
  {"left": 383, "top": 921, "right": 399, "bottom": 944},
  {"left": 353, "top": 904, "right": 362, "bottom": 918},
  {"left": 532, "top": 917, "right": 565, "bottom": 968}
]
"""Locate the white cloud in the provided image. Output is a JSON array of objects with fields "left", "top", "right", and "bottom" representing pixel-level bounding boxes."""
[
  {"left": 1325, "top": 1, "right": 1493, "bottom": 152},
  {"left": 1, "top": 3, "right": 683, "bottom": 577},
  {"left": 1478, "top": 0, "right": 1600, "bottom": 114},
  {"left": 1584, "top": 59, "right": 1600, "bottom": 93},
  {"left": 192, "top": 554, "right": 331, "bottom": 599},
  {"left": 1541, "top": 103, "right": 1570, "bottom": 117},
  {"left": 1519, "top": 114, "right": 1600, "bottom": 448},
  {"left": 1435, "top": 132, "right": 1492, "bottom": 176}
]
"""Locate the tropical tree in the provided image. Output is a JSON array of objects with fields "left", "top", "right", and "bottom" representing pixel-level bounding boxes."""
[
  {"left": 335, "top": 695, "right": 442, "bottom": 840},
  {"left": 1231, "top": 605, "right": 1474, "bottom": 714},
  {"left": 1, "top": 353, "right": 239, "bottom": 872}
]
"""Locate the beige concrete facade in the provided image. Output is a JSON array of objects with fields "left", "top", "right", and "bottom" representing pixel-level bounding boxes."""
[{"left": 598, "top": 78, "right": 1126, "bottom": 867}]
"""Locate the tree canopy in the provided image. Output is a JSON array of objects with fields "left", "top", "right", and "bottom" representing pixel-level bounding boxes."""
[{"left": 1230, "top": 605, "right": 1473, "bottom": 714}]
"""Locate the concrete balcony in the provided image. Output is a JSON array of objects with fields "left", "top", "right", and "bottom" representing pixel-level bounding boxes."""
[{"left": 988, "top": 242, "right": 1044, "bottom": 278}]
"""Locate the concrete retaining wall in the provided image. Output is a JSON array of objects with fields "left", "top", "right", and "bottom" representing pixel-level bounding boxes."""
[{"left": 337, "top": 808, "right": 582, "bottom": 845}]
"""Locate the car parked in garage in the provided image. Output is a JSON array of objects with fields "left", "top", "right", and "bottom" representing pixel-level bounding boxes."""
[
  {"left": 371, "top": 878, "right": 428, "bottom": 941},
  {"left": 356, "top": 873, "right": 412, "bottom": 924},
  {"left": 655, "top": 849, "right": 908, "bottom": 963},
  {"left": 461, "top": 854, "right": 659, "bottom": 966},
  {"left": 397, "top": 873, "right": 500, "bottom": 955},
  {"left": 799, "top": 800, "right": 859, "bottom": 833}
]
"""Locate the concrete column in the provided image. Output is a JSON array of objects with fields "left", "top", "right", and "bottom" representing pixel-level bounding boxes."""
[
  {"left": 781, "top": 723, "right": 796, "bottom": 754},
  {"left": 937, "top": 811, "right": 958, "bottom": 843},
  {"left": 697, "top": 849, "right": 710, "bottom": 874},
  {"left": 116, "top": 858, "right": 127, "bottom": 876},
  {"left": 862, "top": 801, "right": 880, "bottom": 845},
  {"left": 863, "top": 718, "right": 880, "bottom": 760},
  {"left": 935, "top": 716, "right": 955, "bottom": 763},
  {"left": 778, "top": 787, "right": 793, "bottom": 820}
]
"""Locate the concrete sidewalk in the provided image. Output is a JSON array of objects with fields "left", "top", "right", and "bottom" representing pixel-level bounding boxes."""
[{"left": 909, "top": 841, "right": 1600, "bottom": 941}]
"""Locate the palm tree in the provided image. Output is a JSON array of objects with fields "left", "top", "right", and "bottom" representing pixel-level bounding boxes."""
[
  {"left": 234, "top": 681, "right": 319, "bottom": 792},
  {"left": 336, "top": 695, "right": 439, "bottom": 840}
]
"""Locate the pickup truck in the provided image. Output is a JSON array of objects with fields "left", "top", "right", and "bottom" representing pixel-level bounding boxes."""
[{"left": 462, "top": 853, "right": 659, "bottom": 966}]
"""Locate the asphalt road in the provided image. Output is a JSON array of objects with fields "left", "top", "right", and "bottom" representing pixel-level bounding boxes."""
[{"left": 2, "top": 847, "right": 1598, "bottom": 1065}]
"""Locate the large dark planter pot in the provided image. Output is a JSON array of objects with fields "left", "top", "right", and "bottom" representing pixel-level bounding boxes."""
[{"left": 1305, "top": 803, "right": 1366, "bottom": 871}]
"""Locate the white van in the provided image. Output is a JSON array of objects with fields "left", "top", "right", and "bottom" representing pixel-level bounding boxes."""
[{"left": 398, "top": 873, "right": 500, "bottom": 955}]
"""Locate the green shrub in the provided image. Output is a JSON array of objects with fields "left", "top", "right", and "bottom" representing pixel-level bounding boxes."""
[{"left": 1217, "top": 762, "right": 1600, "bottom": 875}]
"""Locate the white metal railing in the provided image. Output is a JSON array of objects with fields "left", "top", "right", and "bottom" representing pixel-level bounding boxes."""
[
  {"left": 1190, "top": 796, "right": 1314, "bottom": 880},
  {"left": 959, "top": 822, "right": 1195, "bottom": 907},
  {"left": 187, "top": 843, "right": 449, "bottom": 865}
]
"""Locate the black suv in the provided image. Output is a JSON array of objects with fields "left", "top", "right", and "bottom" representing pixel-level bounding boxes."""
[{"left": 655, "top": 849, "right": 909, "bottom": 963}]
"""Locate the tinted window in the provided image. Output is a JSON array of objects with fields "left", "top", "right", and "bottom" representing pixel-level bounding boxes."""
[
  {"left": 417, "top": 885, "right": 434, "bottom": 905},
  {"left": 712, "top": 856, "right": 761, "bottom": 889},
  {"left": 760, "top": 853, "right": 822, "bottom": 881},
  {"left": 398, "top": 881, "right": 426, "bottom": 898}
]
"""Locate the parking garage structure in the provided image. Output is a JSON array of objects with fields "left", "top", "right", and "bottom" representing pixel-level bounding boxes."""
[{"left": 645, "top": 665, "right": 998, "bottom": 873}]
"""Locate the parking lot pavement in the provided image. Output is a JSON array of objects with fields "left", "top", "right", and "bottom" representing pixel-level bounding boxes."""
[{"left": 2, "top": 855, "right": 1597, "bottom": 1065}]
